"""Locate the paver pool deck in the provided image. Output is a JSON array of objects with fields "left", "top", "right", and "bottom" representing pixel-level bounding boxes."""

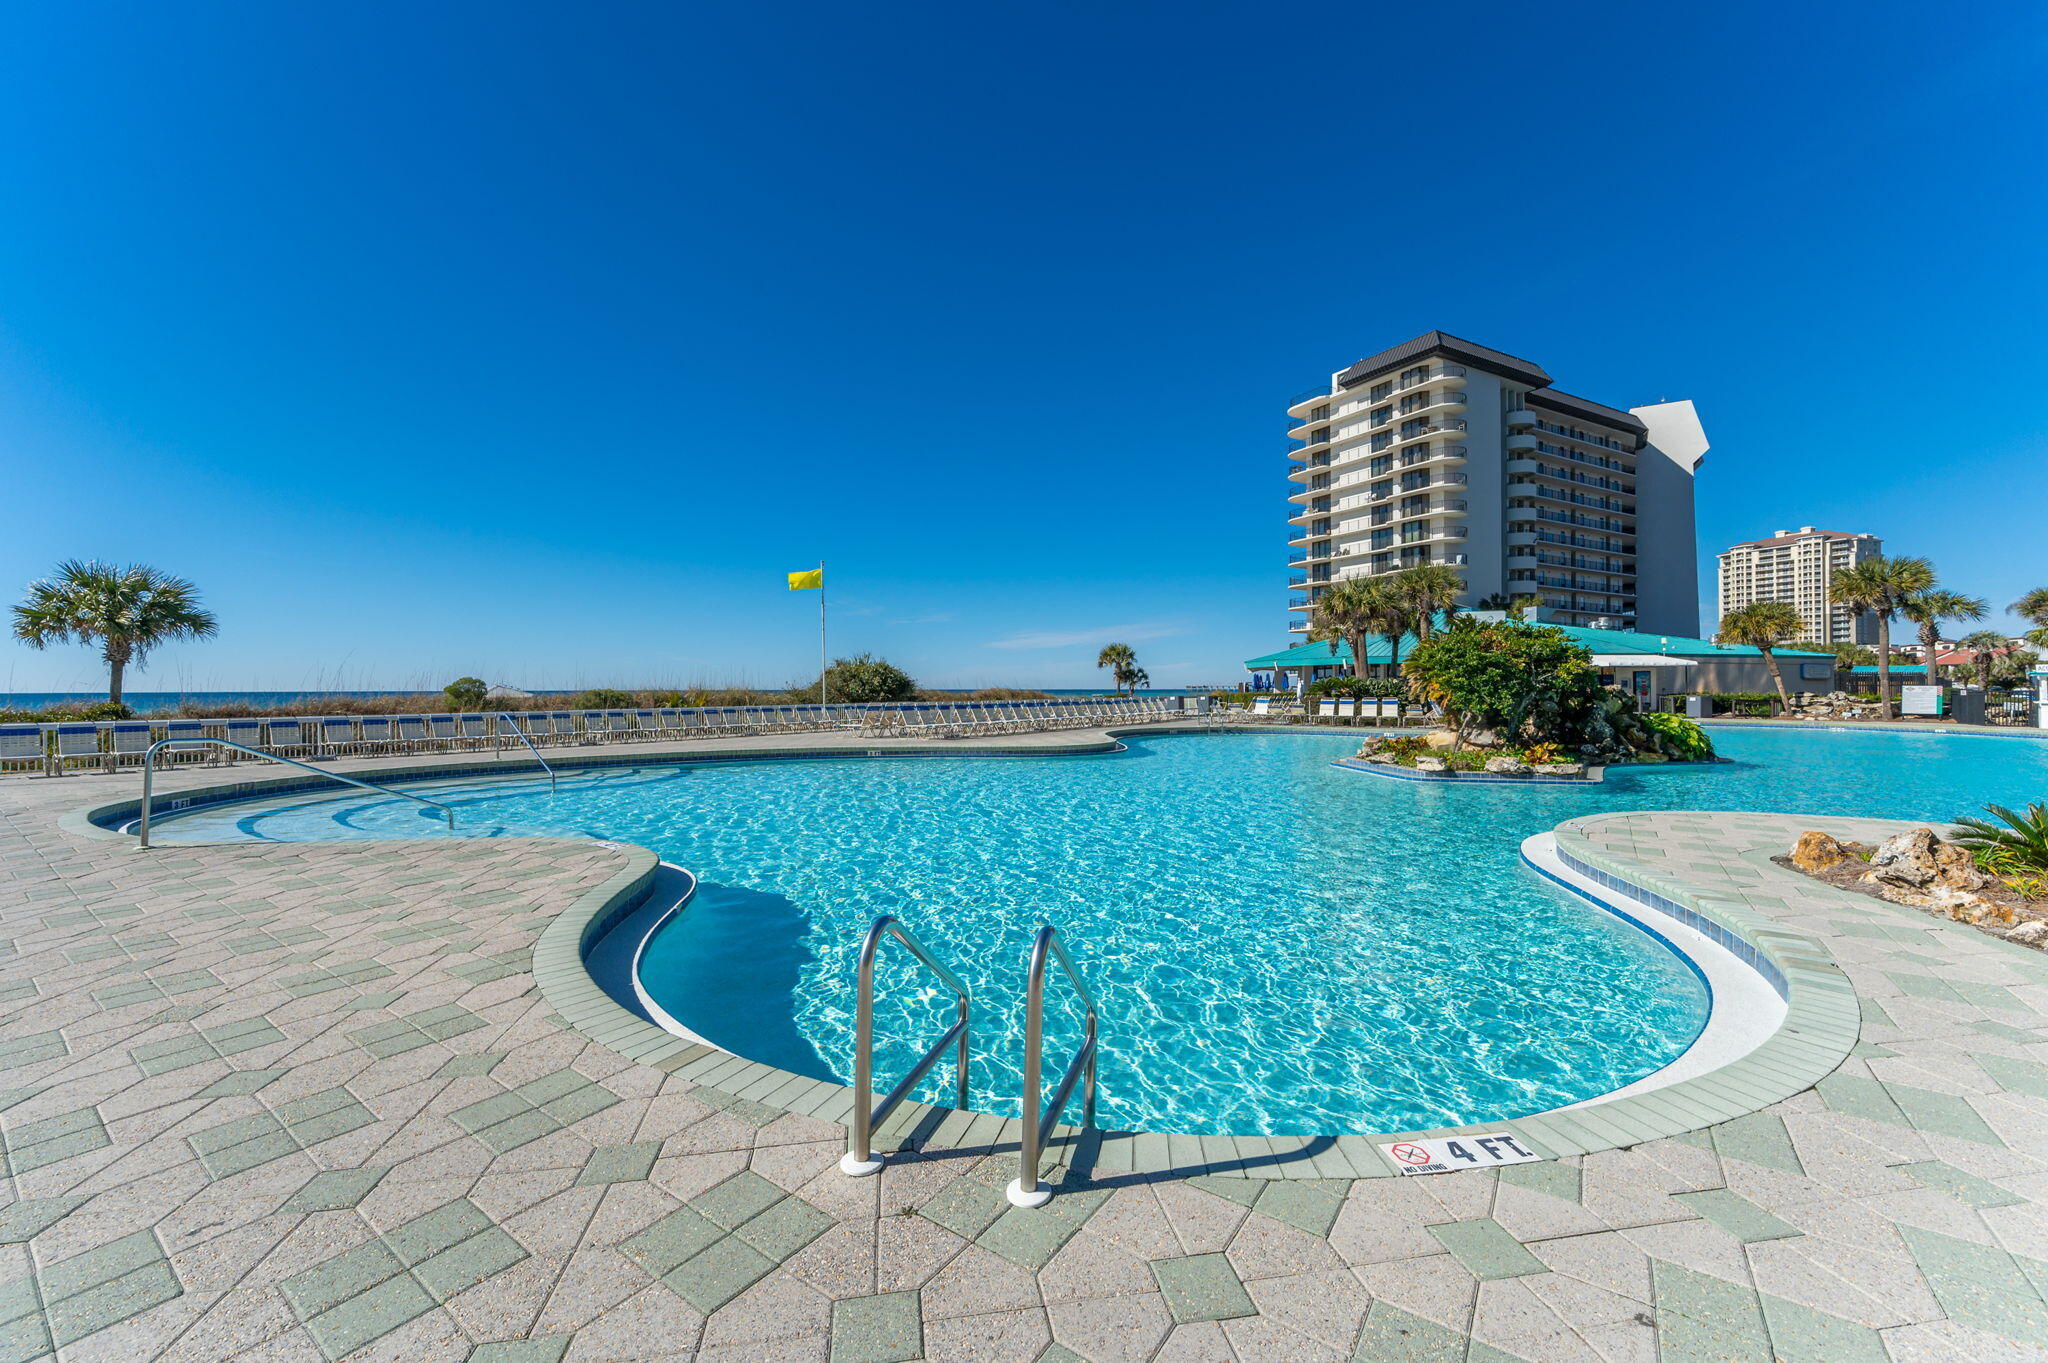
[{"left": 3, "top": 725, "right": 2048, "bottom": 1361}]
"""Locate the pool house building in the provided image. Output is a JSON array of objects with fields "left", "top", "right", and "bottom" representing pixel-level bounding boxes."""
[{"left": 1245, "top": 612, "right": 1838, "bottom": 710}]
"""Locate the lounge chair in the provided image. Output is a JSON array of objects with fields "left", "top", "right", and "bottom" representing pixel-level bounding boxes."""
[
  {"left": 355, "top": 716, "right": 395, "bottom": 755},
  {"left": 318, "top": 717, "right": 355, "bottom": 758},
  {"left": 266, "top": 718, "right": 312, "bottom": 759},
  {"left": 0, "top": 725, "right": 46, "bottom": 776}
]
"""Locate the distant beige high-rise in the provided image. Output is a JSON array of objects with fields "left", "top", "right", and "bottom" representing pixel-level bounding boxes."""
[
  {"left": 1284, "top": 331, "right": 1707, "bottom": 641},
  {"left": 1716, "top": 527, "right": 1882, "bottom": 645}
]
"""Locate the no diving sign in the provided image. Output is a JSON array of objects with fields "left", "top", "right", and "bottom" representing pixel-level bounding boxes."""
[{"left": 1380, "top": 1133, "right": 1541, "bottom": 1176}]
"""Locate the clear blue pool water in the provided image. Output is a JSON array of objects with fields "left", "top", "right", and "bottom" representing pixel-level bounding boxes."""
[{"left": 148, "top": 726, "right": 2048, "bottom": 1136}]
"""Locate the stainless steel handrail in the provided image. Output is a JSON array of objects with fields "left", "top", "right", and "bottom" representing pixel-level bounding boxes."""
[
  {"left": 135, "top": 739, "right": 456, "bottom": 849},
  {"left": 841, "top": 915, "right": 971, "bottom": 1178},
  {"left": 493, "top": 713, "right": 557, "bottom": 794},
  {"left": 1008, "top": 924, "right": 1098, "bottom": 1208}
]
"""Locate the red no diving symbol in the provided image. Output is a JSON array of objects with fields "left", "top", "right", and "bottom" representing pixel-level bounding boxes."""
[{"left": 1390, "top": 1143, "right": 1432, "bottom": 1165}]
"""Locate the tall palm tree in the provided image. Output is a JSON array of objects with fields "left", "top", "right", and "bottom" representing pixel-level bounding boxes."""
[
  {"left": 1393, "top": 564, "right": 1464, "bottom": 644},
  {"left": 1716, "top": 602, "right": 1805, "bottom": 710},
  {"left": 12, "top": 560, "right": 218, "bottom": 705},
  {"left": 1356, "top": 578, "right": 1415, "bottom": 682},
  {"left": 2011, "top": 589, "right": 2048, "bottom": 652},
  {"left": 1900, "top": 589, "right": 1987, "bottom": 684},
  {"left": 1830, "top": 556, "right": 1935, "bottom": 717},
  {"left": 1095, "top": 643, "right": 1136, "bottom": 696},
  {"left": 1307, "top": 579, "right": 1375, "bottom": 679},
  {"left": 1960, "top": 630, "right": 2009, "bottom": 689}
]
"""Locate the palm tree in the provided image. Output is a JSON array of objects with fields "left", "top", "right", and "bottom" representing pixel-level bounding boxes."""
[
  {"left": 2011, "top": 589, "right": 2048, "bottom": 652},
  {"left": 1095, "top": 643, "right": 1136, "bottom": 696},
  {"left": 1900, "top": 589, "right": 1987, "bottom": 684},
  {"left": 1393, "top": 564, "right": 1464, "bottom": 644},
  {"left": 1716, "top": 602, "right": 1805, "bottom": 710},
  {"left": 1960, "top": 630, "right": 2009, "bottom": 689},
  {"left": 1307, "top": 579, "right": 1375, "bottom": 680},
  {"left": 1356, "top": 578, "right": 1415, "bottom": 682},
  {"left": 1829, "top": 556, "right": 1935, "bottom": 717},
  {"left": 12, "top": 560, "right": 218, "bottom": 706},
  {"left": 1123, "top": 665, "right": 1151, "bottom": 692}
]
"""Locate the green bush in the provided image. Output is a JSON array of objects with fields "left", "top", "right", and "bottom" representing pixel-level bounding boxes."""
[
  {"left": 0, "top": 702, "right": 133, "bottom": 723},
  {"left": 1308, "top": 676, "right": 1403, "bottom": 699},
  {"left": 573, "top": 688, "right": 635, "bottom": 709},
  {"left": 443, "top": 677, "right": 488, "bottom": 710},
  {"left": 1677, "top": 692, "right": 1779, "bottom": 717},
  {"left": 799, "top": 654, "right": 916, "bottom": 704},
  {"left": 1953, "top": 802, "right": 2048, "bottom": 874},
  {"left": 1402, "top": 620, "right": 1599, "bottom": 744},
  {"left": 1638, "top": 711, "right": 1715, "bottom": 760}
]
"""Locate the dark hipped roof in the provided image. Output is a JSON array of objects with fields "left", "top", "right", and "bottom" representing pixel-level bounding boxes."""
[
  {"left": 1525, "top": 387, "right": 1648, "bottom": 437},
  {"left": 1327, "top": 332, "right": 1647, "bottom": 443},
  {"left": 1334, "top": 331, "right": 1551, "bottom": 391}
]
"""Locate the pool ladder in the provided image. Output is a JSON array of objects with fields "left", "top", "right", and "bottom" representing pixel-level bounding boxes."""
[{"left": 841, "top": 917, "right": 1099, "bottom": 1208}]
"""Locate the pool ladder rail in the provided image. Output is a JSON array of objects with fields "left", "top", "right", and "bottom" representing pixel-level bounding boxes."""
[
  {"left": 492, "top": 712, "right": 557, "bottom": 794},
  {"left": 134, "top": 738, "right": 456, "bottom": 849},
  {"left": 840, "top": 916, "right": 1100, "bottom": 1209},
  {"left": 840, "top": 916, "right": 973, "bottom": 1178}
]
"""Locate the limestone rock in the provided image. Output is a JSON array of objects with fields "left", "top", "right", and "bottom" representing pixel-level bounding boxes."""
[
  {"left": 1483, "top": 756, "right": 1531, "bottom": 775},
  {"left": 2005, "top": 920, "right": 2048, "bottom": 948},
  {"left": 1466, "top": 729, "right": 1504, "bottom": 750},
  {"left": 1533, "top": 762, "right": 1587, "bottom": 778},
  {"left": 1865, "top": 827, "right": 1989, "bottom": 894},
  {"left": 1362, "top": 752, "right": 1398, "bottom": 765},
  {"left": 1423, "top": 730, "right": 1460, "bottom": 750},
  {"left": 1792, "top": 831, "right": 1854, "bottom": 874},
  {"left": 1412, "top": 755, "right": 1449, "bottom": 773}
]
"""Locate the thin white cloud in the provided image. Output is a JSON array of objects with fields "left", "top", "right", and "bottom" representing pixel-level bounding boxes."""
[
  {"left": 986, "top": 624, "right": 1183, "bottom": 651},
  {"left": 890, "top": 613, "right": 954, "bottom": 626}
]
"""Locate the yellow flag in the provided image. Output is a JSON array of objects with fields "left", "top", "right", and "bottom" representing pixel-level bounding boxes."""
[{"left": 787, "top": 568, "right": 823, "bottom": 591}]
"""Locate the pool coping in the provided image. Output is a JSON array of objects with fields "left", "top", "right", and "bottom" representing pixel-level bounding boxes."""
[{"left": 57, "top": 727, "right": 1864, "bottom": 1181}]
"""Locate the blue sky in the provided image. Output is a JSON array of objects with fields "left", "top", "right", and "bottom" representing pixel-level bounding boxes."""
[{"left": 4, "top": 2, "right": 2045, "bottom": 695}]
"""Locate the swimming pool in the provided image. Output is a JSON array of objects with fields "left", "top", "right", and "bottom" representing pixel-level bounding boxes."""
[{"left": 143, "top": 726, "right": 2048, "bottom": 1136}]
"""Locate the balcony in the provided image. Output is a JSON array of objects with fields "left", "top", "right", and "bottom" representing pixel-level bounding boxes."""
[
  {"left": 1288, "top": 618, "right": 1309, "bottom": 633},
  {"left": 1505, "top": 408, "right": 1536, "bottom": 428},
  {"left": 1287, "top": 575, "right": 1308, "bottom": 588},
  {"left": 1506, "top": 459, "right": 1538, "bottom": 477},
  {"left": 1396, "top": 365, "right": 1468, "bottom": 392},
  {"left": 1506, "top": 432, "right": 1537, "bottom": 454}
]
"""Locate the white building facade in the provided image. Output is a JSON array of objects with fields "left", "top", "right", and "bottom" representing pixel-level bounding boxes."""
[
  {"left": 1285, "top": 332, "right": 1707, "bottom": 640},
  {"left": 1715, "top": 527, "right": 1882, "bottom": 645}
]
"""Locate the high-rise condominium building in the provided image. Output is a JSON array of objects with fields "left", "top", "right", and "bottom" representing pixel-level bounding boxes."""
[
  {"left": 1285, "top": 332, "right": 1707, "bottom": 639},
  {"left": 1716, "top": 527, "right": 1882, "bottom": 645}
]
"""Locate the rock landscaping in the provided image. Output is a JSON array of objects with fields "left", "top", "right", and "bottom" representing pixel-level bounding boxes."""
[
  {"left": 1780, "top": 825, "right": 2048, "bottom": 946},
  {"left": 1780, "top": 690, "right": 1890, "bottom": 721}
]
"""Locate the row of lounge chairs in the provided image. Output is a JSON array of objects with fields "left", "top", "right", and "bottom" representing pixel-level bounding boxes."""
[{"left": 0, "top": 697, "right": 1186, "bottom": 776}]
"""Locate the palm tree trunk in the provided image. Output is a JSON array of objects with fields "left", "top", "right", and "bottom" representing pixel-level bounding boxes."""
[
  {"left": 1875, "top": 617, "right": 1892, "bottom": 719},
  {"left": 1760, "top": 648, "right": 1790, "bottom": 710},
  {"left": 105, "top": 649, "right": 126, "bottom": 706}
]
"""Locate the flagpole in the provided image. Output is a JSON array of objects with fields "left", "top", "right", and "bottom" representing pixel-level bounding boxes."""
[{"left": 818, "top": 560, "right": 827, "bottom": 706}]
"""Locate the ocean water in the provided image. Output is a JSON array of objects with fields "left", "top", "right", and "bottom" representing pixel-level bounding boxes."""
[{"left": 4, "top": 687, "right": 1180, "bottom": 714}]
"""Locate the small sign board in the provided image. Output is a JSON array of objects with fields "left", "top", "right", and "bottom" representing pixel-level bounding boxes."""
[
  {"left": 1901, "top": 685, "right": 1944, "bottom": 717},
  {"left": 1380, "top": 1133, "right": 1542, "bottom": 1176}
]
